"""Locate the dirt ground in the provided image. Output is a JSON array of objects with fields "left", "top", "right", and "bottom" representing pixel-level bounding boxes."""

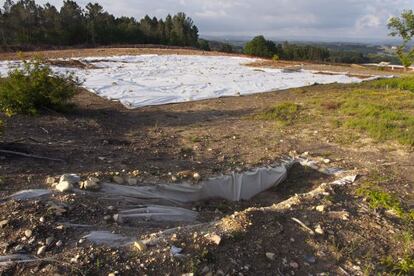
[{"left": 0, "top": 48, "right": 413, "bottom": 275}]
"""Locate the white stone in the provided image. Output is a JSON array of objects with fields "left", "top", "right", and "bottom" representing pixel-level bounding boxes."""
[
  {"left": 55, "top": 181, "right": 73, "bottom": 193},
  {"left": 133, "top": 241, "right": 147, "bottom": 252},
  {"left": 59, "top": 174, "right": 80, "bottom": 184},
  {"left": 266, "top": 252, "right": 276, "bottom": 261},
  {"left": 24, "top": 229, "right": 32, "bottom": 238},
  {"left": 315, "top": 205, "right": 325, "bottom": 212},
  {"left": 315, "top": 224, "right": 324, "bottom": 235},
  {"left": 112, "top": 176, "right": 124, "bottom": 184},
  {"left": 37, "top": 245, "right": 47, "bottom": 255}
]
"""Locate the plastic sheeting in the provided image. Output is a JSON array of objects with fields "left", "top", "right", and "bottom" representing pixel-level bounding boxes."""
[
  {"left": 118, "top": 205, "right": 198, "bottom": 222},
  {"left": 82, "top": 231, "right": 133, "bottom": 247},
  {"left": 100, "top": 165, "right": 289, "bottom": 203},
  {"left": 0, "top": 55, "right": 371, "bottom": 108},
  {"left": 0, "top": 254, "right": 35, "bottom": 266},
  {"left": 2, "top": 189, "right": 52, "bottom": 202}
]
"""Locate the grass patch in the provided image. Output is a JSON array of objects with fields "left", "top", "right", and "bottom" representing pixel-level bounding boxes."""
[
  {"left": 340, "top": 91, "right": 414, "bottom": 146},
  {"left": 254, "top": 102, "right": 301, "bottom": 125},
  {"left": 356, "top": 182, "right": 414, "bottom": 223},
  {"left": 371, "top": 76, "right": 414, "bottom": 93}
]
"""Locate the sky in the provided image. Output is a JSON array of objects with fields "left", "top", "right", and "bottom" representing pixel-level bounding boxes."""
[{"left": 6, "top": 0, "right": 414, "bottom": 42}]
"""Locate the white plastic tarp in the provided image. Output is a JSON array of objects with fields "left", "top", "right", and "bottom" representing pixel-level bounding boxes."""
[
  {"left": 100, "top": 165, "right": 289, "bottom": 203},
  {"left": 0, "top": 55, "right": 369, "bottom": 108}
]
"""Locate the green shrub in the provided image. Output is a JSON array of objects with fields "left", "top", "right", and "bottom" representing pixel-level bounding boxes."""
[
  {"left": 0, "top": 57, "right": 79, "bottom": 115},
  {"left": 272, "top": 55, "right": 280, "bottom": 61},
  {"left": 255, "top": 102, "right": 301, "bottom": 125}
]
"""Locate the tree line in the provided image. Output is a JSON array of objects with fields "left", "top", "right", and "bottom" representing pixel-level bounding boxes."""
[
  {"left": 243, "top": 35, "right": 394, "bottom": 64},
  {"left": 0, "top": 0, "right": 199, "bottom": 49}
]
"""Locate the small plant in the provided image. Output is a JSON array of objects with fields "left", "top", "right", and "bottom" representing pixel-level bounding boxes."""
[
  {"left": 357, "top": 182, "right": 414, "bottom": 223},
  {"left": 382, "top": 255, "right": 414, "bottom": 275},
  {"left": 0, "top": 57, "right": 79, "bottom": 115},
  {"left": 272, "top": 54, "right": 280, "bottom": 61},
  {"left": 255, "top": 102, "right": 301, "bottom": 125}
]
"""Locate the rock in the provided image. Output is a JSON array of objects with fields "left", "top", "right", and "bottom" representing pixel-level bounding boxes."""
[
  {"left": 323, "top": 159, "right": 331, "bottom": 164},
  {"left": 45, "top": 237, "right": 54, "bottom": 246},
  {"left": 315, "top": 205, "right": 325, "bottom": 212},
  {"left": 56, "top": 240, "right": 63, "bottom": 247},
  {"left": 55, "top": 181, "right": 73, "bottom": 193},
  {"left": 177, "top": 170, "right": 192, "bottom": 178},
  {"left": 37, "top": 245, "right": 47, "bottom": 256},
  {"left": 24, "top": 229, "right": 33, "bottom": 238},
  {"left": 46, "top": 176, "right": 56, "bottom": 186},
  {"left": 193, "top": 172, "right": 201, "bottom": 181},
  {"left": 14, "top": 244, "right": 24, "bottom": 252},
  {"left": 133, "top": 241, "right": 147, "bottom": 252},
  {"left": 112, "top": 176, "right": 124, "bottom": 184},
  {"left": 171, "top": 245, "right": 183, "bottom": 256},
  {"left": 113, "top": 214, "right": 123, "bottom": 224},
  {"left": 315, "top": 224, "right": 324, "bottom": 235},
  {"left": 39, "top": 217, "right": 45, "bottom": 223},
  {"left": 59, "top": 174, "right": 80, "bottom": 185},
  {"left": 171, "top": 176, "right": 178, "bottom": 182},
  {"left": 0, "top": 219, "right": 9, "bottom": 228},
  {"left": 107, "top": 206, "right": 116, "bottom": 211},
  {"left": 289, "top": 261, "right": 299, "bottom": 269},
  {"left": 266, "top": 252, "right": 276, "bottom": 261},
  {"left": 80, "top": 178, "right": 100, "bottom": 191},
  {"left": 70, "top": 254, "right": 80, "bottom": 263},
  {"left": 104, "top": 215, "right": 112, "bottom": 222},
  {"left": 201, "top": 266, "right": 210, "bottom": 274},
  {"left": 304, "top": 255, "right": 316, "bottom": 264},
  {"left": 206, "top": 233, "right": 221, "bottom": 245},
  {"left": 127, "top": 177, "right": 138, "bottom": 185}
]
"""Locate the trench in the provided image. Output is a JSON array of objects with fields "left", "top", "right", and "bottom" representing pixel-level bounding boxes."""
[{"left": 0, "top": 157, "right": 354, "bottom": 254}]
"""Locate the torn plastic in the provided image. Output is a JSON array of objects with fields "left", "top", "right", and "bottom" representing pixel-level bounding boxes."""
[
  {"left": 82, "top": 231, "right": 133, "bottom": 247},
  {"left": 0, "top": 254, "right": 35, "bottom": 266},
  {"left": 117, "top": 205, "right": 198, "bottom": 222},
  {"left": 3, "top": 189, "right": 52, "bottom": 202},
  {"left": 99, "top": 164, "right": 290, "bottom": 204}
]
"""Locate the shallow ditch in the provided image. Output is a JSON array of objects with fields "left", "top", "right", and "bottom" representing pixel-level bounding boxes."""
[{"left": 0, "top": 157, "right": 352, "bottom": 254}]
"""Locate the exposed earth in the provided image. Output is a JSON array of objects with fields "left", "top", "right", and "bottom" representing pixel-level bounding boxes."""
[{"left": 0, "top": 48, "right": 413, "bottom": 276}]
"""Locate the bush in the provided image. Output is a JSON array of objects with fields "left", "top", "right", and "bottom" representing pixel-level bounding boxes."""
[
  {"left": 0, "top": 57, "right": 79, "bottom": 115},
  {"left": 272, "top": 55, "right": 280, "bottom": 61}
]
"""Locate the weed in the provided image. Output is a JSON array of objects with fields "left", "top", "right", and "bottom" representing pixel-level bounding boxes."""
[
  {"left": 356, "top": 182, "right": 414, "bottom": 223},
  {"left": 382, "top": 255, "right": 414, "bottom": 275},
  {"left": 255, "top": 102, "right": 301, "bottom": 125},
  {"left": 190, "top": 136, "right": 202, "bottom": 143}
]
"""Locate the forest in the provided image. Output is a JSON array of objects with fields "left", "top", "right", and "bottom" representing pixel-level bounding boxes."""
[{"left": 0, "top": 0, "right": 199, "bottom": 49}]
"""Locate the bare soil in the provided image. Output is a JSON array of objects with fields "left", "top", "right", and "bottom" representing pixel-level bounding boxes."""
[{"left": 0, "top": 48, "right": 413, "bottom": 275}]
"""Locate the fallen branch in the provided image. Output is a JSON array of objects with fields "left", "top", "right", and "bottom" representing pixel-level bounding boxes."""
[{"left": 0, "top": 150, "right": 64, "bottom": 162}]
